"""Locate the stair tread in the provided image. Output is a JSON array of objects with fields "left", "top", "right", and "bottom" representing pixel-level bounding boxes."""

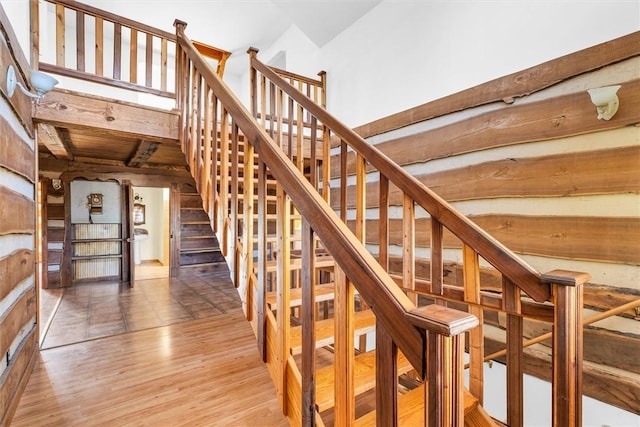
[
  {"left": 264, "top": 255, "right": 335, "bottom": 273},
  {"left": 315, "top": 350, "right": 413, "bottom": 412},
  {"left": 265, "top": 282, "right": 336, "bottom": 309},
  {"left": 355, "top": 384, "right": 479, "bottom": 426},
  {"left": 290, "top": 309, "right": 376, "bottom": 355}
]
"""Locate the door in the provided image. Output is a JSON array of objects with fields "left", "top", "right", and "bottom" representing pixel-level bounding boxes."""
[{"left": 121, "top": 180, "right": 135, "bottom": 286}]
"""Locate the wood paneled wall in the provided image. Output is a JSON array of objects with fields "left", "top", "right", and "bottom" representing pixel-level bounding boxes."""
[{"left": 0, "top": 5, "right": 38, "bottom": 425}]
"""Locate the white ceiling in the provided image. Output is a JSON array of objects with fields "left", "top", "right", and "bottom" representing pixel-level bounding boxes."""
[{"left": 82, "top": 0, "right": 381, "bottom": 75}]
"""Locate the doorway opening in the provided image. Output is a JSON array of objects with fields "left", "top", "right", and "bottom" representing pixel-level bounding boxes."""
[{"left": 131, "top": 186, "right": 170, "bottom": 280}]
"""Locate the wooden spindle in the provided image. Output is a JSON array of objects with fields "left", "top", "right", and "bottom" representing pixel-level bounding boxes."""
[
  {"left": 230, "top": 121, "right": 239, "bottom": 286},
  {"left": 502, "top": 276, "right": 523, "bottom": 427},
  {"left": 75, "top": 10, "right": 85, "bottom": 72},
  {"left": 379, "top": 175, "right": 389, "bottom": 271},
  {"left": 95, "top": 17, "right": 103, "bottom": 76},
  {"left": 243, "top": 131, "right": 255, "bottom": 318},
  {"left": 430, "top": 218, "right": 443, "bottom": 298},
  {"left": 113, "top": 23, "right": 122, "bottom": 80},
  {"left": 340, "top": 141, "right": 347, "bottom": 223},
  {"left": 355, "top": 153, "right": 366, "bottom": 242},
  {"left": 145, "top": 33, "right": 153, "bottom": 87},
  {"left": 376, "top": 322, "right": 398, "bottom": 427},
  {"left": 256, "top": 158, "right": 268, "bottom": 360},
  {"left": 462, "top": 244, "right": 484, "bottom": 404},
  {"left": 403, "top": 194, "right": 416, "bottom": 302},
  {"left": 130, "top": 28, "right": 138, "bottom": 84},
  {"left": 301, "top": 219, "right": 316, "bottom": 426},
  {"left": 55, "top": 4, "right": 65, "bottom": 67},
  {"left": 160, "top": 38, "right": 168, "bottom": 91},
  {"left": 218, "top": 108, "right": 230, "bottom": 254},
  {"left": 310, "top": 116, "right": 318, "bottom": 189},
  {"left": 334, "top": 265, "right": 355, "bottom": 426},
  {"left": 275, "top": 183, "right": 291, "bottom": 414}
]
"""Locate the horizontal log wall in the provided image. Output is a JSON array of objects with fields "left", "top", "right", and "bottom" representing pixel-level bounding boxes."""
[
  {"left": 335, "top": 33, "right": 640, "bottom": 414},
  {"left": 0, "top": 5, "right": 38, "bottom": 425}
]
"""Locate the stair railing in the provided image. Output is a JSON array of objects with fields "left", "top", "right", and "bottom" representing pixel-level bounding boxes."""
[
  {"left": 175, "top": 21, "right": 481, "bottom": 426},
  {"left": 247, "top": 50, "right": 591, "bottom": 427}
]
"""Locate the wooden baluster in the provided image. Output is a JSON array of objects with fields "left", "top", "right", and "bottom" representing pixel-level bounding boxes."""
[
  {"left": 310, "top": 117, "right": 318, "bottom": 190},
  {"left": 30, "top": 0, "right": 39, "bottom": 68},
  {"left": 113, "top": 23, "right": 122, "bottom": 80},
  {"left": 503, "top": 276, "right": 523, "bottom": 427},
  {"left": 210, "top": 94, "right": 219, "bottom": 232},
  {"left": 75, "top": 11, "right": 85, "bottom": 72},
  {"left": 403, "top": 194, "right": 416, "bottom": 303},
  {"left": 256, "top": 159, "right": 268, "bottom": 361},
  {"left": 318, "top": 72, "right": 329, "bottom": 202},
  {"left": 430, "top": 218, "right": 443, "bottom": 300},
  {"left": 145, "top": 33, "right": 153, "bottom": 88},
  {"left": 379, "top": 175, "right": 389, "bottom": 271},
  {"left": 160, "top": 38, "right": 168, "bottom": 91},
  {"left": 301, "top": 218, "right": 316, "bottom": 426},
  {"left": 230, "top": 121, "right": 239, "bottom": 287},
  {"left": 462, "top": 244, "right": 484, "bottom": 404},
  {"left": 269, "top": 82, "right": 276, "bottom": 139},
  {"left": 201, "top": 85, "right": 212, "bottom": 220},
  {"left": 287, "top": 94, "right": 294, "bottom": 160},
  {"left": 321, "top": 127, "right": 330, "bottom": 203},
  {"left": 248, "top": 49, "right": 258, "bottom": 119},
  {"left": 130, "top": 28, "right": 138, "bottom": 84},
  {"left": 189, "top": 72, "right": 199, "bottom": 177},
  {"left": 376, "top": 321, "right": 398, "bottom": 427},
  {"left": 276, "top": 88, "right": 284, "bottom": 149},
  {"left": 260, "top": 74, "right": 267, "bottom": 130},
  {"left": 334, "top": 265, "right": 355, "bottom": 426},
  {"left": 243, "top": 132, "right": 255, "bottom": 319},
  {"left": 276, "top": 183, "right": 291, "bottom": 414},
  {"left": 340, "top": 141, "right": 347, "bottom": 223},
  {"left": 95, "top": 17, "right": 103, "bottom": 76},
  {"left": 218, "top": 108, "right": 229, "bottom": 256},
  {"left": 55, "top": 4, "right": 65, "bottom": 67},
  {"left": 355, "top": 154, "right": 366, "bottom": 242},
  {"left": 194, "top": 75, "right": 203, "bottom": 192},
  {"left": 542, "top": 270, "right": 589, "bottom": 427},
  {"left": 296, "top": 81, "right": 304, "bottom": 171}
]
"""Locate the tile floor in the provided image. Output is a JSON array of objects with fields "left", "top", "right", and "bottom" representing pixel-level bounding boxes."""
[{"left": 42, "top": 271, "right": 241, "bottom": 349}]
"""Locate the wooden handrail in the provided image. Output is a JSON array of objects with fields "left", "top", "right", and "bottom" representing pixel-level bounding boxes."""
[
  {"left": 248, "top": 53, "right": 549, "bottom": 304},
  {"left": 174, "top": 21, "right": 428, "bottom": 373}
]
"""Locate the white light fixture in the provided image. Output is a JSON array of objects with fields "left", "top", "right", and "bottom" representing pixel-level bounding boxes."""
[
  {"left": 587, "top": 85, "right": 621, "bottom": 121},
  {"left": 6, "top": 65, "right": 58, "bottom": 100}
]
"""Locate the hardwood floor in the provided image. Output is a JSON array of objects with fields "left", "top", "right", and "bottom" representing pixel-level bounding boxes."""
[
  {"left": 12, "top": 274, "right": 288, "bottom": 426},
  {"left": 41, "top": 273, "right": 241, "bottom": 349}
]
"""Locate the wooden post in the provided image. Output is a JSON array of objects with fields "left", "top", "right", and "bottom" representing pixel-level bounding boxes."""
[
  {"left": 334, "top": 265, "right": 355, "bottom": 426},
  {"left": 462, "top": 244, "right": 484, "bottom": 404},
  {"left": 301, "top": 219, "right": 316, "bottom": 426},
  {"left": 375, "top": 322, "right": 398, "bottom": 427},
  {"left": 256, "top": 159, "right": 268, "bottom": 361},
  {"left": 542, "top": 270, "right": 590, "bottom": 427},
  {"left": 503, "top": 277, "right": 523, "bottom": 427},
  {"left": 407, "top": 304, "right": 478, "bottom": 427},
  {"left": 275, "top": 184, "right": 291, "bottom": 414}
]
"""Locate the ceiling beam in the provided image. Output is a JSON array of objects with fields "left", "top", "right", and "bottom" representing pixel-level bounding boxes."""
[
  {"left": 37, "top": 123, "right": 73, "bottom": 160},
  {"left": 33, "top": 89, "right": 179, "bottom": 143},
  {"left": 127, "top": 140, "right": 160, "bottom": 167}
]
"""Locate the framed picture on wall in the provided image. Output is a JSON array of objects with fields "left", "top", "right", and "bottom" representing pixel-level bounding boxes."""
[{"left": 133, "top": 203, "right": 145, "bottom": 225}]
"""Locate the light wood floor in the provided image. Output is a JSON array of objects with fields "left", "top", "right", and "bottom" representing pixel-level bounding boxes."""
[{"left": 13, "top": 276, "right": 288, "bottom": 426}]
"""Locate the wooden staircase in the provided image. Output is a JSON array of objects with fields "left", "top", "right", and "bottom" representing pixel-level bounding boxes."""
[{"left": 172, "top": 20, "right": 590, "bottom": 427}]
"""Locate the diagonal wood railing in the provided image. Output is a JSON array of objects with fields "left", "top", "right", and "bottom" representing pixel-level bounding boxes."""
[
  {"left": 174, "top": 22, "right": 483, "bottom": 426},
  {"left": 248, "top": 49, "right": 591, "bottom": 426},
  {"left": 173, "top": 17, "right": 592, "bottom": 424}
]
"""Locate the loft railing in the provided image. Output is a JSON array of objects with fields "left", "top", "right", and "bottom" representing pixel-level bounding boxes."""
[
  {"left": 31, "top": 0, "right": 229, "bottom": 99},
  {"left": 247, "top": 51, "right": 591, "bottom": 426},
  {"left": 174, "top": 21, "right": 482, "bottom": 426}
]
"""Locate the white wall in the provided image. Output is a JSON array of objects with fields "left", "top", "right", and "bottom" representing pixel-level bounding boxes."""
[
  {"left": 70, "top": 180, "right": 121, "bottom": 223},
  {"left": 255, "top": 1, "right": 640, "bottom": 127}
]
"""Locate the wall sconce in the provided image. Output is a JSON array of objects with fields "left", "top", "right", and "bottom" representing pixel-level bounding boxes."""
[
  {"left": 6, "top": 65, "right": 58, "bottom": 101},
  {"left": 587, "top": 85, "right": 621, "bottom": 121}
]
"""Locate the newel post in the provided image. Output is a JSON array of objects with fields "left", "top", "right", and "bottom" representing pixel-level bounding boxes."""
[
  {"left": 541, "top": 269, "right": 590, "bottom": 427},
  {"left": 407, "top": 304, "right": 479, "bottom": 427}
]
